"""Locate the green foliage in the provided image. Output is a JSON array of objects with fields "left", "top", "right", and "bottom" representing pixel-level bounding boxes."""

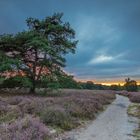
[
  {"left": 109, "top": 84, "right": 123, "bottom": 91},
  {"left": 38, "top": 71, "right": 81, "bottom": 89},
  {"left": 0, "top": 76, "right": 32, "bottom": 88},
  {"left": 79, "top": 81, "right": 108, "bottom": 90},
  {"left": 37, "top": 75, "right": 60, "bottom": 89},
  {"left": 85, "top": 81, "right": 94, "bottom": 89},
  {"left": 57, "top": 73, "right": 80, "bottom": 89},
  {"left": 37, "top": 90, "right": 62, "bottom": 97},
  {"left": 0, "top": 111, "right": 18, "bottom": 124},
  {"left": 0, "top": 77, "right": 4, "bottom": 85},
  {"left": 47, "top": 82, "right": 60, "bottom": 89},
  {"left": 124, "top": 78, "right": 138, "bottom": 92},
  {"left": 40, "top": 108, "right": 76, "bottom": 130},
  {"left": 0, "top": 51, "right": 21, "bottom": 72},
  {"left": 0, "top": 13, "right": 77, "bottom": 93}
]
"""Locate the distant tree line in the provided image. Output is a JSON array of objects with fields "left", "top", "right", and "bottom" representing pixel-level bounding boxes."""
[
  {"left": 0, "top": 68, "right": 139, "bottom": 92},
  {"left": 56, "top": 77, "right": 139, "bottom": 92}
]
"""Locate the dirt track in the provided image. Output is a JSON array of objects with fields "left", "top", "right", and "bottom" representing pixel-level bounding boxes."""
[{"left": 64, "top": 95, "right": 138, "bottom": 140}]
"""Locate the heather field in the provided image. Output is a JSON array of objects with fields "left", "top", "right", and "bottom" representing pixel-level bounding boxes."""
[
  {"left": 0, "top": 1, "right": 140, "bottom": 139},
  {"left": 0, "top": 89, "right": 115, "bottom": 140},
  {"left": 116, "top": 91, "right": 140, "bottom": 103}
]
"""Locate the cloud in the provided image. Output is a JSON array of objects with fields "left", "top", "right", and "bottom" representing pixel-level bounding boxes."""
[
  {"left": 75, "top": 15, "right": 121, "bottom": 49},
  {"left": 66, "top": 14, "right": 123, "bottom": 67},
  {"left": 88, "top": 55, "right": 113, "bottom": 64},
  {"left": 88, "top": 51, "right": 126, "bottom": 65}
]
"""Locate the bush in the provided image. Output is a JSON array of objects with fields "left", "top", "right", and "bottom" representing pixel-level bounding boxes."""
[
  {"left": 129, "top": 93, "right": 140, "bottom": 103},
  {"left": 0, "top": 102, "right": 9, "bottom": 115},
  {"left": 0, "top": 76, "right": 32, "bottom": 88},
  {"left": 40, "top": 108, "right": 76, "bottom": 130},
  {"left": 17, "top": 98, "right": 46, "bottom": 116},
  {"left": 7, "top": 96, "right": 23, "bottom": 105},
  {"left": 67, "top": 98, "right": 104, "bottom": 119},
  {"left": 0, "top": 111, "right": 18, "bottom": 124},
  {"left": 64, "top": 101, "right": 97, "bottom": 119},
  {"left": 116, "top": 91, "right": 140, "bottom": 103},
  {"left": 37, "top": 90, "right": 62, "bottom": 97},
  {"left": 0, "top": 116, "right": 51, "bottom": 140},
  {"left": 0, "top": 89, "right": 116, "bottom": 139}
]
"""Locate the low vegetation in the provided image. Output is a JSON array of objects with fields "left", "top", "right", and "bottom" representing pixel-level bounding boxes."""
[
  {"left": 0, "top": 116, "right": 51, "bottom": 140},
  {"left": 0, "top": 89, "right": 115, "bottom": 139},
  {"left": 117, "top": 91, "right": 140, "bottom": 140},
  {"left": 116, "top": 91, "right": 140, "bottom": 103},
  {"left": 0, "top": 11, "right": 138, "bottom": 140},
  {"left": 127, "top": 103, "right": 140, "bottom": 140}
]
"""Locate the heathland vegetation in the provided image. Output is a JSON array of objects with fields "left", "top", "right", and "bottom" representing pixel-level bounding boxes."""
[
  {"left": 0, "top": 90, "right": 115, "bottom": 139},
  {"left": 0, "top": 13, "right": 117, "bottom": 140},
  {"left": 0, "top": 13, "right": 140, "bottom": 140}
]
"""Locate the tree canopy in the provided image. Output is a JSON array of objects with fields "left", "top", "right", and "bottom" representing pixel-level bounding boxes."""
[
  {"left": 0, "top": 13, "right": 78, "bottom": 93},
  {"left": 124, "top": 78, "right": 138, "bottom": 92}
]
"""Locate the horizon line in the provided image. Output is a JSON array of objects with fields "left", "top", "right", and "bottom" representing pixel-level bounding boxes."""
[{"left": 75, "top": 78, "right": 140, "bottom": 86}]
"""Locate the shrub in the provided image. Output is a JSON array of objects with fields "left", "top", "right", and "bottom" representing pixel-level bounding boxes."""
[
  {"left": 116, "top": 91, "right": 140, "bottom": 103},
  {"left": 0, "top": 116, "right": 51, "bottom": 140},
  {"left": 37, "top": 90, "right": 62, "bottom": 97},
  {"left": 6, "top": 96, "right": 23, "bottom": 105},
  {"left": 0, "top": 112, "right": 18, "bottom": 124},
  {"left": 0, "top": 76, "right": 32, "bottom": 88},
  {"left": 69, "top": 99, "right": 103, "bottom": 119},
  {"left": 0, "top": 100, "right": 10, "bottom": 116},
  {"left": 40, "top": 108, "right": 76, "bottom": 130},
  {"left": 17, "top": 98, "right": 46, "bottom": 116},
  {"left": 0, "top": 89, "right": 116, "bottom": 139},
  {"left": 129, "top": 93, "right": 140, "bottom": 103},
  {"left": 64, "top": 101, "right": 97, "bottom": 119}
]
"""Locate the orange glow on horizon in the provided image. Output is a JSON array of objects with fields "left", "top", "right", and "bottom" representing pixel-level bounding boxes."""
[{"left": 75, "top": 78, "right": 140, "bottom": 86}]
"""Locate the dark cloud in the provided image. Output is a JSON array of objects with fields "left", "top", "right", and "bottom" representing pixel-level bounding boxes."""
[{"left": 0, "top": 0, "right": 140, "bottom": 82}]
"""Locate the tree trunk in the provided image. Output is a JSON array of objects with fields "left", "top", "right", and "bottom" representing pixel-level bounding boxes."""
[
  {"left": 29, "top": 80, "right": 36, "bottom": 94},
  {"left": 29, "top": 87, "right": 35, "bottom": 94}
]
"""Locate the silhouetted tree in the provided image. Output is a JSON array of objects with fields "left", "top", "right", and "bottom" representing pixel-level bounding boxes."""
[
  {"left": 57, "top": 73, "right": 80, "bottom": 89},
  {"left": 124, "top": 78, "right": 138, "bottom": 92},
  {"left": 110, "top": 84, "right": 122, "bottom": 91},
  {"left": 85, "top": 81, "right": 95, "bottom": 89}
]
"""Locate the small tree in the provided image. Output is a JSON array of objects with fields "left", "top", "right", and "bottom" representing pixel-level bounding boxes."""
[
  {"left": 57, "top": 72, "right": 80, "bottom": 89},
  {"left": 85, "top": 81, "right": 95, "bottom": 89},
  {"left": 124, "top": 78, "right": 138, "bottom": 92},
  {"left": 0, "top": 13, "right": 78, "bottom": 93},
  {"left": 110, "top": 84, "right": 122, "bottom": 91}
]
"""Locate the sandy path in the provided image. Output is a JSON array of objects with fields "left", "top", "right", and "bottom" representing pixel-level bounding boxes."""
[{"left": 64, "top": 95, "right": 138, "bottom": 140}]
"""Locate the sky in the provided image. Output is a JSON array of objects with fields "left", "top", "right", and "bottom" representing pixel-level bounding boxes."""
[{"left": 0, "top": 0, "right": 140, "bottom": 83}]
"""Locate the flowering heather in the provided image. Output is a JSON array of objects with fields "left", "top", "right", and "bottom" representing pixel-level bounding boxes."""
[
  {"left": 0, "top": 89, "right": 116, "bottom": 139},
  {"left": 129, "top": 92, "right": 140, "bottom": 103},
  {"left": 0, "top": 100, "right": 9, "bottom": 115},
  {"left": 40, "top": 107, "right": 77, "bottom": 130},
  {"left": 0, "top": 116, "right": 51, "bottom": 140},
  {"left": 116, "top": 91, "right": 140, "bottom": 103}
]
